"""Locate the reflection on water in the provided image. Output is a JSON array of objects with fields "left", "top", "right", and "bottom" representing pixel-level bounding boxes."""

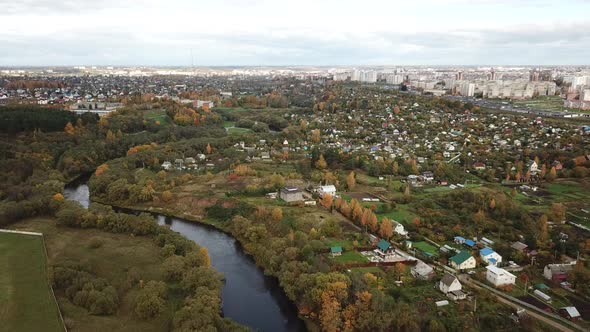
[{"left": 65, "top": 178, "right": 305, "bottom": 332}]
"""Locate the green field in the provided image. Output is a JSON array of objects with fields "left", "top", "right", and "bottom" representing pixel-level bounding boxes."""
[
  {"left": 11, "top": 218, "right": 178, "bottom": 332},
  {"left": 0, "top": 232, "right": 63, "bottom": 332},
  {"left": 412, "top": 241, "right": 438, "bottom": 256},
  {"left": 332, "top": 251, "right": 369, "bottom": 264},
  {"left": 513, "top": 96, "right": 589, "bottom": 113},
  {"left": 143, "top": 109, "right": 170, "bottom": 124},
  {"left": 227, "top": 127, "right": 252, "bottom": 135}
]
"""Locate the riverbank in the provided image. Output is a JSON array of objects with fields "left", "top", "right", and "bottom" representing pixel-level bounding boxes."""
[{"left": 90, "top": 197, "right": 312, "bottom": 331}]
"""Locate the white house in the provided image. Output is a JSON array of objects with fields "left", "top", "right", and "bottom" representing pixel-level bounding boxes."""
[
  {"left": 439, "top": 273, "right": 462, "bottom": 294},
  {"left": 527, "top": 160, "right": 539, "bottom": 174},
  {"left": 439, "top": 273, "right": 467, "bottom": 300},
  {"left": 449, "top": 251, "right": 477, "bottom": 270},
  {"left": 318, "top": 185, "right": 337, "bottom": 198},
  {"left": 480, "top": 248, "right": 502, "bottom": 266},
  {"left": 486, "top": 266, "right": 516, "bottom": 287},
  {"left": 393, "top": 221, "right": 408, "bottom": 236},
  {"left": 161, "top": 161, "right": 173, "bottom": 170}
]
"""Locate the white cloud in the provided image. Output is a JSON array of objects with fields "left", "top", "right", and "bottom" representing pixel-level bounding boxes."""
[{"left": 0, "top": 0, "right": 589, "bottom": 65}]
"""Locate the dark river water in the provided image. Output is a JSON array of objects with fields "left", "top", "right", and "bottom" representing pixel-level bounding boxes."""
[{"left": 64, "top": 177, "right": 305, "bottom": 332}]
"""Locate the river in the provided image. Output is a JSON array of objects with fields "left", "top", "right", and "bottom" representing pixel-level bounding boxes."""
[{"left": 64, "top": 176, "right": 305, "bottom": 332}]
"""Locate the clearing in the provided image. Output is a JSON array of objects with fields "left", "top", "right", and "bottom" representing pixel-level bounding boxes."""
[{"left": 0, "top": 231, "right": 63, "bottom": 332}]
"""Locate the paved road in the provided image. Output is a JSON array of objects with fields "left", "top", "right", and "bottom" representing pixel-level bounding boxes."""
[{"left": 458, "top": 275, "right": 584, "bottom": 332}]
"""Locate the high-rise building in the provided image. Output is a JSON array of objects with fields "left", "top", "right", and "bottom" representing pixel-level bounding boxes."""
[
  {"left": 459, "top": 82, "right": 475, "bottom": 97},
  {"left": 385, "top": 74, "right": 404, "bottom": 85},
  {"left": 456, "top": 71, "right": 464, "bottom": 80},
  {"left": 529, "top": 70, "right": 540, "bottom": 82}
]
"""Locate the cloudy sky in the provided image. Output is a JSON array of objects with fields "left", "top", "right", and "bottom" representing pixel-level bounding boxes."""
[{"left": 1, "top": 0, "right": 589, "bottom": 66}]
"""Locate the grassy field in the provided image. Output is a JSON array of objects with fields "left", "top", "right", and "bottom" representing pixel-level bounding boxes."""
[
  {"left": 143, "top": 109, "right": 170, "bottom": 124},
  {"left": 10, "top": 218, "right": 178, "bottom": 332},
  {"left": 332, "top": 251, "right": 368, "bottom": 264},
  {"left": 512, "top": 96, "right": 589, "bottom": 113},
  {"left": 227, "top": 127, "right": 252, "bottom": 135},
  {"left": 412, "top": 241, "right": 438, "bottom": 256},
  {"left": 0, "top": 232, "right": 63, "bottom": 332}
]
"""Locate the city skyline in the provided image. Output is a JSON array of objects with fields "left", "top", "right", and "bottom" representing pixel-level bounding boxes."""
[{"left": 1, "top": 0, "right": 590, "bottom": 66}]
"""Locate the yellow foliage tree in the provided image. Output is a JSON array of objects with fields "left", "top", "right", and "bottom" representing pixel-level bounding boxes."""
[
  {"left": 271, "top": 208, "right": 283, "bottom": 222},
  {"left": 315, "top": 154, "right": 327, "bottom": 170},
  {"left": 64, "top": 122, "right": 75, "bottom": 135}
]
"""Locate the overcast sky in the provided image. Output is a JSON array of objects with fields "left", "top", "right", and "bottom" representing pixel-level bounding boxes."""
[{"left": 1, "top": 0, "right": 589, "bottom": 66}]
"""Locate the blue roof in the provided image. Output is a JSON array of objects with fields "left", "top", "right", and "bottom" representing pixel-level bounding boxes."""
[
  {"left": 465, "top": 239, "right": 476, "bottom": 247},
  {"left": 480, "top": 248, "right": 495, "bottom": 256},
  {"left": 377, "top": 239, "right": 391, "bottom": 251},
  {"left": 331, "top": 246, "right": 343, "bottom": 253},
  {"left": 454, "top": 236, "right": 465, "bottom": 241},
  {"left": 488, "top": 258, "right": 497, "bottom": 264}
]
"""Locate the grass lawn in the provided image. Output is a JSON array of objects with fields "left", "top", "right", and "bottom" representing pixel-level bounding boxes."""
[
  {"left": 11, "top": 218, "right": 178, "bottom": 332},
  {"left": 348, "top": 267, "right": 382, "bottom": 274},
  {"left": 227, "top": 127, "right": 252, "bottom": 135},
  {"left": 143, "top": 109, "right": 170, "bottom": 125},
  {"left": 332, "top": 251, "right": 369, "bottom": 264},
  {"left": 513, "top": 96, "right": 589, "bottom": 114},
  {"left": 325, "top": 238, "right": 354, "bottom": 249},
  {"left": 0, "top": 232, "right": 63, "bottom": 332},
  {"left": 377, "top": 205, "right": 416, "bottom": 225},
  {"left": 412, "top": 241, "right": 438, "bottom": 256},
  {"left": 223, "top": 121, "right": 235, "bottom": 128}
]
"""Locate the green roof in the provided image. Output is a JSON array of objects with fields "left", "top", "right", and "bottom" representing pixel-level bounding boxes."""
[
  {"left": 536, "top": 283, "right": 549, "bottom": 290},
  {"left": 450, "top": 251, "right": 473, "bottom": 265},
  {"left": 331, "top": 246, "right": 343, "bottom": 253},
  {"left": 377, "top": 239, "right": 391, "bottom": 251}
]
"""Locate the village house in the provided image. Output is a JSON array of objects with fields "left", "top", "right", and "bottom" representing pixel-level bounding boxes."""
[
  {"left": 393, "top": 221, "right": 408, "bottom": 237},
  {"left": 473, "top": 161, "right": 486, "bottom": 171},
  {"left": 543, "top": 263, "right": 576, "bottom": 283},
  {"left": 375, "top": 239, "right": 394, "bottom": 259},
  {"left": 331, "top": 246, "right": 342, "bottom": 257},
  {"left": 161, "top": 161, "right": 173, "bottom": 170},
  {"left": 279, "top": 187, "right": 304, "bottom": 203},
  {"left": 479, "top": 248, "right": 502, "bottom": 266},
  {"left": 559, "top": 307, "right": 582, "bottom": 321},
  {"left": 486, "top": 266, "right": 516, "bottom": 287},
  {"left": 318, "top": 185, "right": 337, "bottom": 198},
  {"left": 449, "top": 251, "right": 477, "bottom": 270},
  {"left": 511, "top": 241, "right": 528, "bottom": 253},
  {"left": 439, "top": 273, "right": 467, "bottom": 301},
  {"left": 411, "top": 261, "right": 435, "bottom": 280}
]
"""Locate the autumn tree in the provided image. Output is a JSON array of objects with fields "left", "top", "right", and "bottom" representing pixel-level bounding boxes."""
[
  {"left": 489, "top": 198, "right": 496, "bottom": 210},
  {"left": 161, "top": 190, "right": 173, "bottom": 202},
  {"left": 368, "top": 212, "right": 378, "bottom": 233},
  {"left": 538, "top": 214, "right": 549, "bottom": 244},
  {"left": 300, "top": 119, "right": 308, "bottom": 131},
  {"left": 311, "top": 129, "right": 321, "bottom": 143},
  {"left": 271, "top": 207, "right": 283, "bottom": 222},
  {"left": 322, "top": 194, "right": 334, "bottom": 210},
  {"left": 379, "top": 217, "right": 394, "bottom": 239},
  {"left": 546, "top": 166, "right": 557, "bottom": 182},
  {"left": 550, "top": 203, "right": 566, "bottom": 223},
  {"left": 315, "top": 154, "right": 327, "bottom": 170},
  {"left": 392, "top": 161, "right": 399, "bottom": 175},
  {"left": 64, "top": 122, "right": 75, "bottom": 135},
  {"left": 346, "top": 171, "right": 356, "bottom": 190},
  {"left": 206, "top": 143, "right": 212, "bottom": 154}
]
